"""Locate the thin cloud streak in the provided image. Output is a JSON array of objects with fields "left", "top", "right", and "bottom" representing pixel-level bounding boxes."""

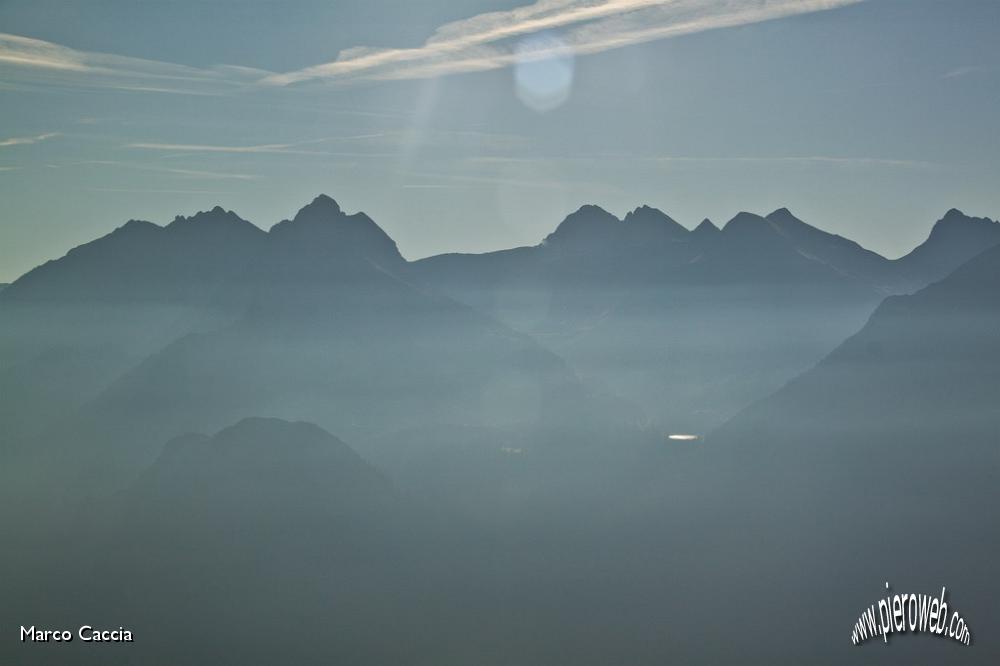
[
  {"left": 0, "top": 32, "right": 267, "bottom": 93},
  {"left": 84, "top": 187, "right": 237, "bottom": 194},
  {"left": 66, "top": 159, "right": 259, "bottom": 180},
  {"left": 126, "top": 133, "right": 389, "bottom": 155},
  {"left": 943, "top": 65, "right": 990, "bottom": 79},
  {"left": 2, "top": 2, "right": 864, "bottom": 90},
  {"left": 127, "top": 142, "right": 319, "bottom": 155},
  {"left": 650, "top": 155, "right": 941, "bottom": 169},
  {"left": 465, "top": 153, "right": 941, "bottom": 169},
  {"left": 265, "top": 0, "right": 864, "bottom": 85},
  {"left": 0, "top": 132, "right": 59, "bottom": 147}
]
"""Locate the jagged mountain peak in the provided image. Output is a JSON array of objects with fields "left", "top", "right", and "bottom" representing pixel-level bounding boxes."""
[
  {"left": 765, "top": 207, "right": 844, "bottom": 241},
  {"left": 166, "top": 206, "right": 262, "bottom": 237},
  {"left": 562, "top": 204, "right": 619, "bottom": 226},
  {"left": 622, "top": 205, "right": 687, "bottom": 237},
  {"left": 693, "top": 218, "right": 720, "bottom": 236},
  {"left": 897, "top": 209, "right": 1000, "bottom": 283},
  {"left": 116, "top": 218, "right": 160, "bottom": 234},
  {"left": 934, "top": 208, "right": 996, "bottom": 228},
  {"left": 722, "top": 211, "right": 772, "bottom": 234},
  {"left": 765, "top": 207, "right": 815, "bottom": 233},
  {"left": 267, "top": 196, "right": 405, "bottom": 270},
  {"left": 295, "top": 193, "right": 343, "bottom": 218},
  {"left": 270, "top": 194, "right": 356, "bottom": 233},
  {"left": 543, "top": 204, "right": 621, "bottom": 247}
]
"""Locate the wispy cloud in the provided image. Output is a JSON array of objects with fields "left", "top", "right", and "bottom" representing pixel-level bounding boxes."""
[
  {"left": 126, "top": 141, "right": 320, "bottom": 155},
  {"left": 0, "top": 132, "right": 59, "bottom": 147},
  {"left": 943, "top": 65, "right": 989, "bottom": 79},
  {"left": 60, "top": 159, "right": 260, "bottom": 180},
  {"left": 125, "top": 133, "right": 389, "bottom": 155},
  {"left": 264, "top": 0, "right": 864, "bottom": 86},
  {"left": 151, "top": 166, "right": 259, "bottom": 180},
  {"left": 123, "top": 129, "right": 522, "bottom": 156},
  {"left": 84, "top": 187, "right": 237, "bottom": 194},
  {"left": 3, "top": 2, "right": 864, "bottom": 91},
  {"left": 0, "top": 32, "right": 266, "bottom": 93},
  {"left": 464, "top": 153, "right": 940, "bottom": 169},
  {"left": 649, "top": 155, "right": 940, "bottom": 169}
]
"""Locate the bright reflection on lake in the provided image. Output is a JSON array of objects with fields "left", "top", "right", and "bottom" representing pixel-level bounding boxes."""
[{"left": 667, "top": 434, "right": 700, "bottom": 441}]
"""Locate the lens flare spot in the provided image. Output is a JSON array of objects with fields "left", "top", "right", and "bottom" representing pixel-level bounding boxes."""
[{"left": 514, "top": 33, "right": 574, "bottom": 113}]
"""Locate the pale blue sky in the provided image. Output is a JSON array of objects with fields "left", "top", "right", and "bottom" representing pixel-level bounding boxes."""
[{"left": 1, "top": 0, "right": 998, "bottom": 282}]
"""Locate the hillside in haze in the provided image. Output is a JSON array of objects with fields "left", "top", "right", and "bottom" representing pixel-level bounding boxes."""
[
  {"left": 0, "top": 206, "right": 267, "bottom": 445},
  {"left": 2, "top": 197, "right": 997, "bottom": 494},
  {"left": 415, "top": 205, "right": 1000, "bottom": 431},
  {"left": 5, "top": 418, "right": 411, "bottom": 665},
  {"left": 697, "top": 241, "right": 1000, "bottom": 663},
  {"left": 2, "top": 194, "right": 999, "bottom": 665},
  {"left": 2, "top": 196, "right": 631, "bottom": 495}
]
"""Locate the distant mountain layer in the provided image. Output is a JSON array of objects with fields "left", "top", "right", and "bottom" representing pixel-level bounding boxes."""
[
  {"left": 413, "top": 206, "right": 999, "bottom": 430},
  {"left": 697, "top": 241, "right": 1000, "bottom": 662},
  {"left": 712, "top": 237, "right": 1000, "bottom": 467},
  {"left": 1, "top": 196, "right": 997, "bottom": 489},
  {"left": 127, "top": 417, "right": 394, "bottom": 523},
  {"left": 3, "top": 198, "right": 1000, "bottom": 664},
  {"left": 3, "top": 196, "right": 623, "bottom": 492},
  {"left": 414, "top": 205, "right": 1000, "bottom": 303},
  {"left": 895, "top": 208, "right": 1000, "bottom": 284}
]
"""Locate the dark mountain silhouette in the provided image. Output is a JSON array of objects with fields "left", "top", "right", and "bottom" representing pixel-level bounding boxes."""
[
  {"left": 3, "top": 196, "right": 998, "bottom": 486},
  {"left": 2, "top": 206, "right": 266, "bottom": 305},
  {"left": 894, "top": 208, "right": 1000, "bottom": 284},
  {"left": 268, "top": 193, "right": 405, "bottom": 270},
  {"left": 695, "top": 242, "right": 1000, "bottom": 663},
  {"left": 127, "top": 417, "right": 393, "bottom": 525},
  {"left": 687, "top": 210, "right": 881, "bottom": 285},
  {"left": 4, "top": 413, "right": 670, "bottom": 666},
  {"left": 20, "top": 196, "right": 622, "bottom": 493},
  {"left": 0, "top": 207, "right": 268, "bottom": 445},
  {"left": 414, "top": 204, "right": 1000, "bottom": 431},
  {"left": 623, "top": 204, "right": 689, "bottom": 239},
  {"left": 416, "top": 206, "right": 892, "bottom": 430},
  {"left": 544, "top": 203, "right": 623, "bottom": 250},
  {"left": 543, "top": 204, "right": 688, "bottom": 253},
  {"left": 5, "top": 418, "right": 414, "bottom": 666},
  {"left": 3, "top": 197, "right": 999, "bottom": 665},
  {"left": 691, "top": 217, "right": 720, "bottom": 238},
  {"left": 763, "top": 207, "right": 901, "bottom": 288}
]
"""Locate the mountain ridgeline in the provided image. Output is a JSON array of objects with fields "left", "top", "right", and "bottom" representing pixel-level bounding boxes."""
[
  {"left": 2, "top": 195, "right": 1000, "bottom": 664},
  {"left": 2, "top": 196, "right": 998, "bottom": 489},
  {"left": 697, "top": 240, "right": 1000, "bottom": 663},
  {"left": 413, "top": 204, "right": 1000, "bottom": 430}
]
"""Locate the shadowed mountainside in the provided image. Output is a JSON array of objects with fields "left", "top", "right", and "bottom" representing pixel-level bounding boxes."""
[
  {"left": 6, "top": 196, "right": 627, "bottom": 494},
  {"left": 694, "top": 241, "right": 1000, "bottom": 663},
  {"left": 413, "top": 206, "right": 998, "bottom": 431},
  {"left": 2, "top": 198, "right": 996, "bottom": 492},
  {"left": 0, "top": 206, "right": 267, "bottom": 444},
  {"left": 1, "top": 198, "right": 998, "bottom": 665}
]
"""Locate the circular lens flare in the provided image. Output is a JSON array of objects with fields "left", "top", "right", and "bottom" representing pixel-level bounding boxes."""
[{"left": 514, "top": 33, "right": 574, "bottom": 113}]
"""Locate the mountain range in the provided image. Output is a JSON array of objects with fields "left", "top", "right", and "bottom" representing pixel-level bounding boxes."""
[
  {"left": 3, "top": 198, "right": 1000, "bottom": 665},
  {"left": 414, "top": 204, "right": 1000, "bottom": 430},
  {"left": 696, "top": 240, "right": 1000, "bottom": 663},
  {"left": 2, "top": 196, "right": 998, "bottom": 494}
]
